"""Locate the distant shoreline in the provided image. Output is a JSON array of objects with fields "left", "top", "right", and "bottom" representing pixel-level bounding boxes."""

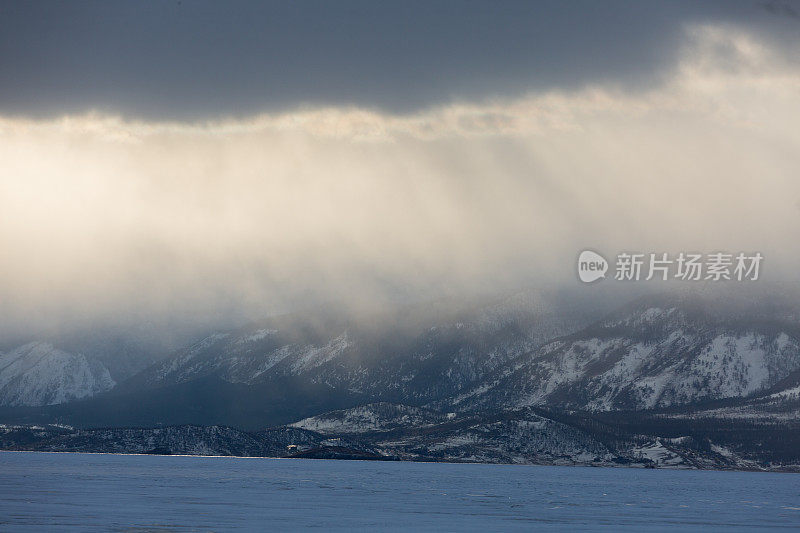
[{"left": 3, "top": 448, "right": 798, "bottom": 475}]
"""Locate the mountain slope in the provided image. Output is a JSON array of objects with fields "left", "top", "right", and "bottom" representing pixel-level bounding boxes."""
[
  {"left": 4, "top": 293, "right": 800, "bottom": 434},
  {"left": 0, "top": 293, "right": 593, "bottom": 429},
  {"left": 0, "top": 342, "right": 115, "bottom": 406},
  {"left": 291, "top": 403, "right": 450, "bottom": 434},
  {"left": 286, "top": 402, "right": 800, "bottom": 469},
  {"left": 449, "top": 299, "right": 800, "bottom": 412},
  {"left": 122, "top": 293, "right": 591, "bottom": 407}
]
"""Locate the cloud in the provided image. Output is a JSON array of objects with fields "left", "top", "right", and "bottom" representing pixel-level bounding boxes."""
[
  {"left": 0, "top": 1, "right": 740, "bottom": 119},
  {"left": 761, "top": 1, "right": 800, "bottom": 21},
  {"left": 0, "top": 24, "right": 798, "bottom": 331}
]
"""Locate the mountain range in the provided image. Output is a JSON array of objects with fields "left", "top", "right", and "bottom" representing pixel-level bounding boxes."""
[{"left": 2, "top": 291, "right": 799, "bottom": 471}]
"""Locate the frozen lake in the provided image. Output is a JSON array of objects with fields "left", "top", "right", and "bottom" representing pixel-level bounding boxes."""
[{"left": 1, "top": 452, "right": 799, "bottom": 531}]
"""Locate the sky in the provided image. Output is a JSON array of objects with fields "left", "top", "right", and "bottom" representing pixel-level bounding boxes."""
[
  {"left": 1, "top": 1, "right": 799, "bottom": 119},
  {"left": 1, "top": 1, "right": 800, "bottom": 335}
]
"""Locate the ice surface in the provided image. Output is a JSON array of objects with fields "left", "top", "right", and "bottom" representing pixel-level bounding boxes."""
[{"left": 1, "top": 451, "right": 799, "bottom": 531}]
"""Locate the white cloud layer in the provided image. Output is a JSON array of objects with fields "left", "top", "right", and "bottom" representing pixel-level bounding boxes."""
[{"left": 1, "top": 24, "right": 799, "bottom": 327}]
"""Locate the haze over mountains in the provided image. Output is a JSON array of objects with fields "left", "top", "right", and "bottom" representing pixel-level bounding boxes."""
[
  {"left": 4, "top": 290, "right": 800, "bottom": 418},
  {"left": 2, "top": 289, "right": 800, "bottom": 470}
]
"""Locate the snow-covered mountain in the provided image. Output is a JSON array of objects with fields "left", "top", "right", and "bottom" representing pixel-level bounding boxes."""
[
  {"left": 291, "top": 403, "right": 450, "bottom": 434},
  {"left": 0, "top": 322, "right": 207, "bottom": 407},
  {"left": 0, "top": 342, "right": 115, "bottom": 406},
  {"left": 4, "top": 292, "right": 800, "bottom": 434},
  {"left": 4, "top": 401, "right": 799, "bottom": 471},
  {"left": 3, "top": 293, "right": 800, "bottom": 471},
  {"left": 287, "top": 403, "right": 794, "bottom": 470},
  {"left": 0, "top": 292, "right": 592, "bottom": 428},
  {"left": 448, "top": 299, "right": 800, "bottom": 412},
  {"left": 130, "top": 329, "right": 353, "bottom": 388},
  {"left": 0, "top": 423, "right": 340, "bottom": 457},
  {"left": 124, "top": 292, "right": 592, "bottom": 407}
]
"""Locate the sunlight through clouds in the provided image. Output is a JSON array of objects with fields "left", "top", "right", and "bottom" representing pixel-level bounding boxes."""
[{"left": 1, "top": 24, "right": 798, "bottom": 325}]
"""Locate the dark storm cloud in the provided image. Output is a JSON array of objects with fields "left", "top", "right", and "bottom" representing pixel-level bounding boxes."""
[
  {"left": 0, "top": 0, "right": 797, "bottom": 119},
  {"left": 761, "top": 1, "right": 800, "bottom": 20}
]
